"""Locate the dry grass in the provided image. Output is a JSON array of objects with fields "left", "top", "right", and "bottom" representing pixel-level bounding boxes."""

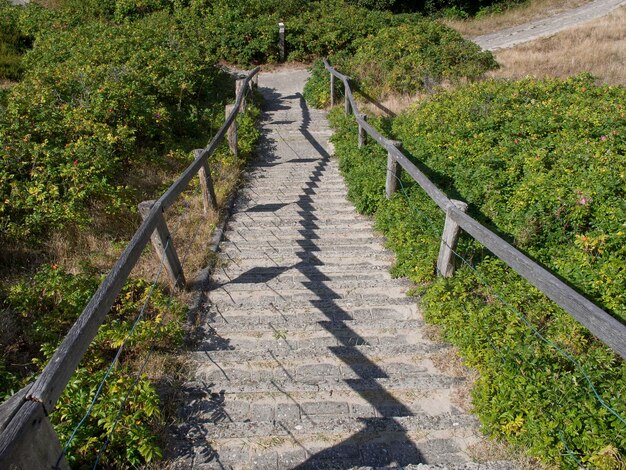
[
  {"left": 0, "top": 79, "right": 15, "bottom": 89},
  {"left": 468, "top": 439, "right": 551, "bottom": 469},
  {"left": 442, "top": 0, "right": 591, "bottom": 37},
  {"left": 489, "top": 5, "right": 626, "bottom": 85}
]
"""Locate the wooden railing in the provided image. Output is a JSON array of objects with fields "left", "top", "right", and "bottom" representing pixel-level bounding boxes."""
[
  {"left": 0, "top": 67, "right": 260, "bottom": 469},
  {"left": 324, "top": 59, "right": 626, "bottom": 362}
]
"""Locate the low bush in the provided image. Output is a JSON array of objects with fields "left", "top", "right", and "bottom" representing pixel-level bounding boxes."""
[
  {"left": 0, "top": 10, "right": 229, "bottom": 243},
  {"left": 303, "top": 19, "right": 497, "bottom": 107},
  {"left": 0, "top": 1, "right": 31, "bottom": 80},
  {"left": 326, "top": 73, "right": 626, "bottom": 467},
  {"left": 4, "top": 265, "right": 186, "bottom": 465}
]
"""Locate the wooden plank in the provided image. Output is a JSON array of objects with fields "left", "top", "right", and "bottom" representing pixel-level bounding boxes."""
[
  {"left": 0, "top": 386, "right": 30, "bottom": 433},
  {"left": 0, "top": 401, "right": 69, "bottom": 469},
  {"left": 225, "top": 104, "right": 238, "bottom": 157},
  {"left": 279, "top": 22, "right": 285, "bottom": 62},
  {"left": 138, "top": 201, "right": 186, "bottom": 290},
  {"left": 194, "top": 149, "right": 218, "bottom": 212},
  {"left": 385, "top": 141, "right": 401, "bottom": 199},
  {"left": 437, "top": 200, "right": 468, "bottom": 278},
  {"left": 235, "top": 79, "right": 246, "bottom": 112},
  {"left": 358, "top": 114, "right": 367, "bottom": 148}
]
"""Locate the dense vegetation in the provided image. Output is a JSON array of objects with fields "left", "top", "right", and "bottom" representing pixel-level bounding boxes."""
[
  {"left": 322, "top": 74, "right": 626, "bottom": 467},
  {"left": 2, "top": 0, "right": 619, "bottom": 466},
  {"left": 0, "top": 1, "right": 30, "bottom": 81},
  {"left": 0, "top": 0, "right": 260, "bottom": 465},
  {"left": 304, "top": 19, "right": 497, "bottom": 106}
]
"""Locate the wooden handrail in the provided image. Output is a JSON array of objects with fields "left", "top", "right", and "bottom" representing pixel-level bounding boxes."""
[
  {"left": 0, "top": 66, "right": 260, "bottom": 468},
  {"left": 324, "top": 59, "right": 626, "bottom": 361}
]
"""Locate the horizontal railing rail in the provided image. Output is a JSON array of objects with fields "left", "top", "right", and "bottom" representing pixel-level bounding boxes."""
[
  {"left": 323, "top": 59, "right": 626, "bottom": 361},
  {"left": 0, "top": 66, "right": 260, "bottom": 469}
]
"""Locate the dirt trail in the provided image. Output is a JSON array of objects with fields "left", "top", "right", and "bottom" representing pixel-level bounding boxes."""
[{"left": 475, "top": 0, "right": 626, "bottom": 50}]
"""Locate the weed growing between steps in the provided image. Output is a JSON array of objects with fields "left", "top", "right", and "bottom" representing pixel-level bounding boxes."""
[{"left": 322, "top": 72, "right": 626, "bottom": 467}]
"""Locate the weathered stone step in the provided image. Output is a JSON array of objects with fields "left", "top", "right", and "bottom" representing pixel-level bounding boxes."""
[
  {"left": 202, "top": 319, "right": 424, "bottom": 341},
  {"left": 194, "top": 327, "right": 423, "bottom": 351},
  {"left": 212, "top": 265, "right": 392, "bottom": 283},
  {"left": 219, "top": 240, "right": 387, "bottom": 254},
  {"left": 210, "top": 277, "right": 410, "bottom": 293},
  {"left": 239, "top": 189, "right": 350, "bottom": 199},
  {"left": 235, "top": 195, "right": 351, "bottom": 205},
  {"left": 225, "top": 218, "right": 374, "bottom": 231},
  {"left": 204, "top": 305, "right": 414, "bottom": 326},
  {"left": 219, "top": 245, "right": 390, "bottom": 260},
  {"left": 180, "top": 390, "right": 466, "bottom": 426},
  {"left": 185, "top": 373, "right": 463, "bottom": 395},
  {"left": 244, "top": 177, "right": 346, "bottom": 187},
  {"left": 232, "top": 205, "right": 358, "bottom": 217},
  {"left": 180, "top": 432, "right": 487, "bottom": 470},
  {"left": 177, "top": 407, "right": 475, "bottom": 439},
  {"left": 191, "top": 350, "right": 441, "bottom": 384},
  {"left": 208, "top": 286, "right": 411, "bottom": 307},
  {"left": 205, "top": 312, "right": 422, "bottom": 330},
  {"left": 206, "top": 294, "right": 418, "bottom": 314},
  {"left": 223, "top": 228, "right": 379, "bottom": 242},
  {"left": 192, "top": 343, "right": 449, "bottom": 363}
]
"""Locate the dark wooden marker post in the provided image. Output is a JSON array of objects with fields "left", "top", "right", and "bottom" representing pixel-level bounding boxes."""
[
  {"left": 194, "top": 149, "right": 218, "bottom": 213},
  {"left": 235, "top": 79, "right": 246, "bottom": 112},
  {"left": 279, "top": 22, "right": 285, "bottom": 62},
  {"left": 437, "top": 200, "right": 468, "bottom": 277},
  {"left": 358, "top": 114, "right": 367, "bottom": 148},
  {"left": 138, "top": 201, "right": 186, "bottom": 289},
  {"left": 385, "top": 141, "right": 401, "bottom": 199},
  {"left": 225, "top": 104, "right": 238, "bottom": 157}
]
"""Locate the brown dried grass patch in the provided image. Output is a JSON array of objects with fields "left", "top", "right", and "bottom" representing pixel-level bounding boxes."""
[
  {"left": 442, "top": 0, "right": 591, "bottom": 37},
  {"left": 489, "top": 6, "right": 626, "bottom": 85}
]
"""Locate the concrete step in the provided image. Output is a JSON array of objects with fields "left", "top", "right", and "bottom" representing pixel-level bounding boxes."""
[
  {"left": 211, "top": 265, "right": 393, "bottom": 283},
  {"left": 191, "top": 343, "right": 450, "bottom": 363},
  {"left": 223, "top": 227, "right": 380, "bottom": 242},
  {"left": 218, "top": 239, "right": 388, "bottom": 253},
  {"left": 192, "top": 325, "right": 425, "bottom": 351},
  {"left": 170, "top": 432, "right": 493, "bottom": 469},
  {"left": 175, "top": 407, "right": 476, "bottom": 439},
  {"left": 203, "top": 305, "right": 417, "bottom": 327}
]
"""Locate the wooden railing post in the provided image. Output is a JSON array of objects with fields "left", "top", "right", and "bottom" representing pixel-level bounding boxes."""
[
  {"left": 330, "top": 73, "right": 335, "bottom": 107},
  {"left": 194, "top": 149, "right": 218, "bottom": 213},
  {"left": 344, "top": 88, "right": 350, "bottom": 115},
  {"left": 0, "top": 400, "right": 69, "bottom": 469},
  {"left": 358, "top": 114, "right": 367, "bottom": 148},
  {"left": 437, "top": 200, "right": 468, "bottom": 278},
  {"left": 138, "top": 201, "right": 186, "bottom": 289},
  {"left": 279, "top": 22, "right": 285, "bottom": 62},
  {"left": 225, "top": 104, "right": 238, "bottom": 157},
  {"left": 386, "top": 140, "right": 401, "bottom": 199},
  {"left": 235, "top": 79, "right": 246, "bottom": 112}
]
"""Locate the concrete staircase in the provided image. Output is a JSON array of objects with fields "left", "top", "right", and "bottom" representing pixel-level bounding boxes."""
[{"left": 169, "top": 69, "right": 513, "bottom": 470}]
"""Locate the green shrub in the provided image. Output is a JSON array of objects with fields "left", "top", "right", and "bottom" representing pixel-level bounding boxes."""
[
  {"left": 327, "top": 74, "right": 626, "bottom": 467},
  {"left": 393, "top": 75, "right": 626, "bottom": 321},
  {"left": 0, "top": 1, "right": 31, "bottom": 80},
  {"left": 304, "top": 19, "right": 497, "bottom": 107},
  {"left": 4, "top": 265, "right": 186, "bottom": 465},
  {"left": 348, "top": 21, "right": 497, "bottom": 97},
  {"left": 0, "top": 10, "right": 228, "bottom": 243}
]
